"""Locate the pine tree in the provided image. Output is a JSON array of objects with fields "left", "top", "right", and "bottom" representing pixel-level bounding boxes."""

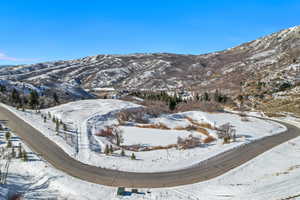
[
  {"left": 53, "top": 92, "right": 59, "bottom": 104},
  {"left": 169, "top": 99, "right": 177, "bottom": 111},
  {"left": 29, "top": 90, "right": 39, "bottom": 109},
  {"left": 11, "top": 88, "right": 21, "bottom": 105},
  {"left": 22, "top": 150, "right": 28, "bottom": 161},
  {"left": 131, "top": 153, "right": 136, "bottom": 160},
  {"left": 214, "top": 89, "right": 219, "bottom": 102},
  {"left": 5, "top": 132, "right": 11, "bottom": 141},
  {"left": 18, "top": 143, "right": 22, "bottom": 158},
  {"left": 0, "top": 84, "right": 6, "bottom": 92},
  {"left": 12, "top": 147, "right": 16, "bottom": 158},
  {"left": 195, "top": 93, "right": 200, "bottom": 101},
  {"left": 6, "top": 140, "right": 12, "bottom": 148},
  {"left": 203, "top": 92, "right": 210, "bottom": 101}
]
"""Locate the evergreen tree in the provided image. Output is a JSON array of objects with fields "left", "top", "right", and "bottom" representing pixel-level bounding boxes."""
[
  {"left": 195, "top": 93, "right": 200, "bottom": 101},
  {"left": 214, "top": 89, "right": 220, "bottom": 102},
  {"left": 22, "top": 150, "right": 28, "bottom": 161},
  {"left": 22, "top": 96, "right": 28, "bottom": 105},
  {"left": 5, "top": 132, "right": 11, "bottom": 141},
  {"left": 203, "top": 92, "right": 210, "bottom": 101},
  {"left": 131, "top": 153, "right": 136, "bottom": 160},
  {"left": 12, "top": 147, "right": 16, "bottom": 158},
  {"left": 237, "top": 94, "right": 244, "bottom": 103},
  {"left": 53, "top": 92, "right": 59, "bottom": 104},
  {"left": 11, "top": 88, "right": 21, "bottom": 104},
  {"left": 18, "top": 143, "right": 22, "bottom": 158},
  {"left": 29, "top": 90, "right": 39, "bottom": 109},
  {"left": 0, "top": 84, "right": 6, "bottom": 92},
  {"left": 169, "top": 99, "right": 177, "bottom": 111},
  {"left": 6, "top": 140, "right": 12, "bottom": 148}
]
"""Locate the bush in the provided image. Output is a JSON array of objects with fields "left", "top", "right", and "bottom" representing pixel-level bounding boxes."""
[
  {"left": 131, "top": 153, "right": 136, "bottom": 160},
  {"left": 177, "top": 134, "right": 201, "bottom": 149},
  {"left": 203, "top": 136, "right": 216, "bottom": 143},
  {"left": 137, "top": 123, "right": 170, "bottom": 130},
  {"left": 279, "top": 82, "right": 292, "bottom": 91}
]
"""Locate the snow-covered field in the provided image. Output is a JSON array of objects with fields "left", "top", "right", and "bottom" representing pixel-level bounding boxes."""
[
  {"left": 0, "top": 114, "right": 299, "bottom": 200},
  {"left": 1, "top": 99, "right": 286, "bottom": 173},
  {"left": 0, "top": 127, "right": 118, "bottom": 199}
]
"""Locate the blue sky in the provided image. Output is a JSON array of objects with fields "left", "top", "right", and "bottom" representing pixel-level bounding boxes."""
[{"left": 0, "top": 0, "right": 299, "bottom": 65}]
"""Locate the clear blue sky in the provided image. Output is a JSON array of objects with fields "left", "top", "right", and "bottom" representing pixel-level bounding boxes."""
[{"left": 0, "top": 0, "right": 299, "bottom": 65}]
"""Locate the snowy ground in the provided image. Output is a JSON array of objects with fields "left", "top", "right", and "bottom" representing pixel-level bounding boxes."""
[
  {"left": 1, "top": 99, "right": 286, "bottom": 172},
  {"left": 0, "top": 114, "right": 299, "bottom": 199},
  {"left": 0, "top": 126, "right": 120, "bottom": 199},
  {"left": 149, "top": 116, "right": 300, "bottom": 200}
]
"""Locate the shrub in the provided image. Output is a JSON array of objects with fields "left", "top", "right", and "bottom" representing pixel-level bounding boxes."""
[
  {"left": 196, "top": 127, "right": 209, "bottom": 136},
  {"left": 137, "top": 123, "right": 170, "bottom": 130},
  {"left": 131, "top": 153, "right": 136, "bottom": 160},
  {"left": 177, "top": 134, "right": 201, "bottom": 149},
  {"left": 203, "top": 136, "right": 216, "bottom": 143},
  {"left": 96, "top": 127, "right": 114, "bottom": 137}
]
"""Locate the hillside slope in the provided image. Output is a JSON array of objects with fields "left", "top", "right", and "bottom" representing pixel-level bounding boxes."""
[{"left": 0, "top": 26, "right": 299, "bottom": 111}]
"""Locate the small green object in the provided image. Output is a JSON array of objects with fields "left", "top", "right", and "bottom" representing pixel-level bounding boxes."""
[
  {"left": 117, "top": 187, "right": 125, "bottom": 195},
  {"left": 131, "top": 153, "right": 136, "bottom": 160}
]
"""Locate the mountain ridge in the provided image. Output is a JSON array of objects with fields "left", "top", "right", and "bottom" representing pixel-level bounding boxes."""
[{"left": 0, "top": 25, "right": 299, "bottom": 113}]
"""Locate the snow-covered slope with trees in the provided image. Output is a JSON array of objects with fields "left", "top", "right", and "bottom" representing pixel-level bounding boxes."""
[{"left": 0, "top": 26, "right": 299, "bottom": 93}]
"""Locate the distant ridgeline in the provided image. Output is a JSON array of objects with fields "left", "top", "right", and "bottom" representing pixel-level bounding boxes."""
[{"left": 0, "top": 65, "right": 16, "bottom": 68}]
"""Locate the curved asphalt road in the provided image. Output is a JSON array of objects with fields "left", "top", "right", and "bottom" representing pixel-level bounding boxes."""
[{"left": 0, "top": 105, "right": 299, "bottom": 188}]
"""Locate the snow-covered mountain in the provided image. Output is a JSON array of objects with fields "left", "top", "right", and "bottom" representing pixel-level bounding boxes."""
[{"left": 0, "top": 26, "right": 300, "bottom": 102}]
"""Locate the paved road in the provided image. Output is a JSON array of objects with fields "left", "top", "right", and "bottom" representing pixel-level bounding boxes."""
[{"left": 0, "top": 105, "right": 299, "bottom": 188}]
